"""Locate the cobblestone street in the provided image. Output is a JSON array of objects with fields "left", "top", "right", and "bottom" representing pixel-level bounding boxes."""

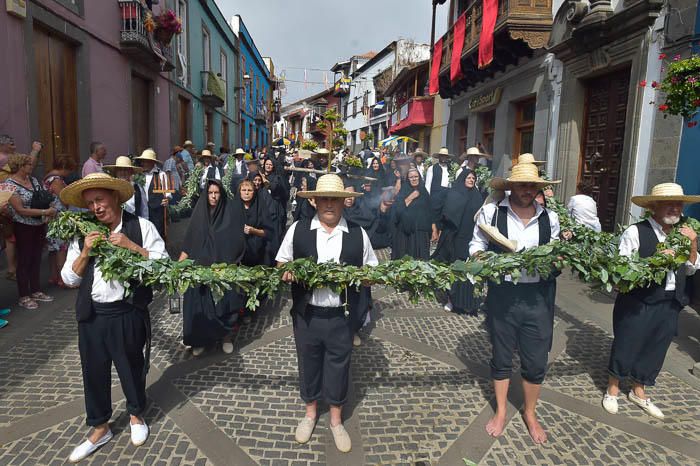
[{"left": 1, "top": 238, "right": 700, "bottom": 465}]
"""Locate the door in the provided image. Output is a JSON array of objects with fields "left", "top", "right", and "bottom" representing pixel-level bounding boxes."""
[
  {"left": 221, "top": 120, "right": 229, "bottom": 149},
  {"left": 131, "top": 74, "right": 151, "bottom": 155},
  {"left": 34, "top": 25, "right": 79, "bottom": 171},
  {"left": 580, "top": 68, "right": 630, "bottom": 232},
  {"left": 178, "top": 96, "right": 189, "bottom": 145}
]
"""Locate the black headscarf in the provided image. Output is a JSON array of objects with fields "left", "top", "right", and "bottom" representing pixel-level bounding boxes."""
[
  {"left": 183, "top": 179, "right": 245, "bottom": 266},
  {"left": 292, "top": 175, "right": 317, "bottom": 223},
  {"left": 239, "top": 182, "right": 271, "bottom": 266},
  {"left": 393, "top": 169, "right": 433, "bottom": 233}
]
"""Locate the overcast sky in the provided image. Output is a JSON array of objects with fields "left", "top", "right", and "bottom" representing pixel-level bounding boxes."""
[{"left": 215, "top": 0, "right": 449, "bottom": 104}]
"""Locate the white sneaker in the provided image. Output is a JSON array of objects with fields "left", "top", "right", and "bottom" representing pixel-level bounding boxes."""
[
  {"left": 602, "top": 392, "right": 619, "bottom": 414},
  {"left": 353, "top": 334, "right": 362, "bottom": 347},
  {"left": 192, "top": 347, "right": 205, "bottom": 356},
  {"left": 443, "top": 302, "right": 453, "bottom": 312},
  {"left": 295, "top": 416, "right": 316, "bottom": 444},
  {"left": 330, "top": 423, "right": 352, "bottom": 453},
  {"left": 68, "top": 430, "right": 113, "bottom": 463},
  {"left": 130, "top": 419, "right": 149, "bottom": 446},
  {"left": 628, "top": 392, "right": 664, "bottom": 419},
  {"left": 222, "top": 341, "right": 234, "bottom": 354}
]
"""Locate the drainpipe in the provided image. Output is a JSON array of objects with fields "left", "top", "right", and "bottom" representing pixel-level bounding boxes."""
[{"left": 542, "top": 53, "right": 563, "bottom": 181}]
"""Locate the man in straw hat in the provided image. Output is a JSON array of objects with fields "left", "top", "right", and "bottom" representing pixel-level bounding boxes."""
[
  {"left": 602, "top": 183, "right": 699, "bottom": 419},
  {"left": 410, "top": 148, "right": 429, "bottom": 179},
  {"left": 133, "top": 149, "right": 170, "bottom": 238},
  {"left": 311, "top": 147, "right": 331, "bottom": 171},
  {"left": 469, "top": 162, "right": 561, "bottom": 444},
  {"left": 102, "top": 156, "right": 144, "bottom": 216},
  {"left": 225, "top": 148, "right": 249, "bottom": 190},
  {"left": 456, "top": 146, "right": 492, "bottom": 179},
  {"left": 198, "top": 149, "right": 221, "bottom": 189},
  {"left": 426, "top": 147, "right": 456, "bottom": 238},
  {"left": 60, "top": 173, "right": 167, "bottom": 462},
  {"left": 275, "top": 173, "right": 378, "bottom": 453}
]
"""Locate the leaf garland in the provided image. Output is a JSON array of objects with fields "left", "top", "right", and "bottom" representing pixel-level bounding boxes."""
[
  {"left": 221, "top": 164, "right": 234, "bottom": 198},
  {"left": 50, "top": 198, "right": 699, "bottom": 310},
  {"left": 169, "top": 165, "right": 203, "bottom": 216}
]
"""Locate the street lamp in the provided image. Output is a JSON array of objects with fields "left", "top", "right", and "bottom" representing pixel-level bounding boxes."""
[{"left": 234, "top": 73, "right": 252, "bottom": 91}]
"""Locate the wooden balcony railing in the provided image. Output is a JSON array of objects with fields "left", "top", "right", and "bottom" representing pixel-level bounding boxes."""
[{"left": 437, "top": 0, "right": 552, "bottom": 78}]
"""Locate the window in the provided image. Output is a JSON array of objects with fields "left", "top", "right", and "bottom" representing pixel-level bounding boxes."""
[
  {"left": 175, "top": 0, "right": 188, "bottom": 85},
  {"left": 456, "top": 118, "right": 468, "bottom": 154},
  {"left": 481, "top": 110, "right": 496, "bottom": 155},
  {"left": 514, "top": 98, "right": 536, "bottom": 162},
  {"left": 352, "top": 99, "right": 357, "bottom": 116},
  {"left": 202, "top": 27, "right": 210, "bottom": 71},
  {"left": 205, "top": 111, "right": 213, "bottom": 143},
  {"left": 241, "top": 56, "right": 247, "bottom": 112},
  {"left": 222, "top": 120, "right": 229, "bottom": 148},
  {"left": 220, "top": 51, "right": 228, "bottom": 110}
]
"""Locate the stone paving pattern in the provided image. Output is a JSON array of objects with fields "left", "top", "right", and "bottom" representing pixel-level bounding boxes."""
[{"left": 1, "top": 253, "right": 700, "bottom": 465}]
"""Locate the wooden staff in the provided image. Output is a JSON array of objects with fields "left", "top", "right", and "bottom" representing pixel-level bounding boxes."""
[
  {"left": 284, "top": 165, "right": 378, "bottom": 182},
  {"left": 152, "top": 171, "right": 175, "bottom": 241}
]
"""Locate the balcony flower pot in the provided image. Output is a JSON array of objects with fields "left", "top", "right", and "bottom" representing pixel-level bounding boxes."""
[{"left": 154, "top": 27, "right": 175, "bottom": 45}]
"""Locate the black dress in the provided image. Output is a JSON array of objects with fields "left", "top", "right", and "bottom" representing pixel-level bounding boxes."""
[
  {"left": 182, "top": 180, "right": 246, "bottom": 347},
  {"left": 391, "top": 181, "right": 432, "bottom": 260},
  {"left": 432, "top": 170, "right": 484, "bottom": 314},
  {"left": 262, "top": 161, "right": 289, "bottom": 264},
  {"left": 240, "top": 190, "right": 272, "bottom": 267},
  {"left": 292, "top": 175, "right": 317, "bottom": 223}
]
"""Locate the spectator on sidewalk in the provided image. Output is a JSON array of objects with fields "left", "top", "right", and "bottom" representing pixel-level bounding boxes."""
[
  {"left": 5, "top": 154, "right": 56, "bottom": 309},
  {"left": 82, "top": 142, "right": 107, "bottom": 178},
  {"left": 567, "top": 180, "right": 602, "bottom": 233},
  {"left": 180, "top": 141, "right": 195, "bottom": 172},
  {"left": 162, "top": 147, "right": 183, "bottom": 203}
]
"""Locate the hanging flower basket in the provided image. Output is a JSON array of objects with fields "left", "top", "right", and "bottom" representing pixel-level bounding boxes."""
[
  {"left": 154, "top": 27, "right": 175, "bottom": 45},
  {"left": 152, "top": 9, "right": 182, "bottom": 45},
  {"left": 640, "top": 53, "right": 700, "bottom": 127}
]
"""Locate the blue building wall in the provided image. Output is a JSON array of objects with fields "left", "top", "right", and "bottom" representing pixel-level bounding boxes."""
[
  {"left": 675, "top": 8, "right": 700, "bottom": 220},
  {"left": 171, "top": 0, "right": 238, "bottom": 151},
  {"left": 236, "top": 16, "right": 270, "bottom": 151}
]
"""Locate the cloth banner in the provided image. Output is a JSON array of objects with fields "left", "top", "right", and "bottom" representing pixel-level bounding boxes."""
[
  {"left": 478, "top": 0, "right": 498, "bottom": 69},
  {"left": 429, "top": 38, "right": 443, "bottom": 95},
  {"left": 450, "top": 13, "right": 467, "bottom": 83}
]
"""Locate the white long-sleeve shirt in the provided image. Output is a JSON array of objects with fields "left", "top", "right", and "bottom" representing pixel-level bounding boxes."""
[
  {"left": 61, "top": 214, "right": 168, "bottom": 303},
  {"left": 619, "top": 217, "right": 699, "bottom": 291},
  {"left": 424, "top": 163, "right": 450, "bottom": 194},
  {"left": 470, "top": 197, "right": 560, "bottom": 283},
  {"left": 276, "top": 215, "right": 378, "bottom": 306}
]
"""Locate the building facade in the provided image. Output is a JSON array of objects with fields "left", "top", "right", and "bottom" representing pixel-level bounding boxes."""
[
  {"left": 279, "top": 88, "right": 340, "bottom": 146},
  {"left": 384, "top": 60, "right": 433, "bottom": 150},
  {"left": 171, "top": 0, "right": 239, "bottom": 152},
  {"left": 231, "top": 15, "right": 271, "bottom": 151},
  {"left": 1, "top": 0, "right": 175, "bottom": 171}
]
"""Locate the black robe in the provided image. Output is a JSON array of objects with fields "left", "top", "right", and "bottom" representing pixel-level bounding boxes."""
[
  {"left": 240, "top": 190, "right": 272, "bottom": 267},
  {"left": 292, "top": 175, "right": 317, "bottom": 224},
  {"left": 391, "top": 180, "right": 432, "bottom": 260},
  {"left": 182, "top": 180, "right": 246, "bottom": 347},
  {"left": 432, "top": 170, "right": 485, "bottom": 313}
]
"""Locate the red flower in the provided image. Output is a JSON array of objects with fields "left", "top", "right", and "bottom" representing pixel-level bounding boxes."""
[
  {"left": 693, "top": 99, "right": 700, "bottom": 106},
  {"left": 658, "top": 53, "right": 667, "bottom": 60},
  {"left": 688, "top": 121, "right": 698, "bottom": 128},
  {"left": 658, "top": 104, "right": 669, "bottom": 111},
  {"left": 651, "top": 81, "right": 658, "bottom": 88},
  {"left": 639, "top": 80, "right": 647, "bottom": 87}
]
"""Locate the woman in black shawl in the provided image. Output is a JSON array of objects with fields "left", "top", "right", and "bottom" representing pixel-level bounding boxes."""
[
  {"left": 391, "top": 168, "right": 433, "bottom": 260},
  {"left": 432, "top": 169, "right": 484, "bottom": 315},
  {"left": 179, "top": 179, "right": 246, "bottom": 355},
  {"left": 292, "top": 174, "right": 316, "bottom": 223},
  {"left": 261, "top": 158, "right": 289, "bottom": 261},
  {"left": 238, "top": 179, "right": 271, "bottom": 266}
]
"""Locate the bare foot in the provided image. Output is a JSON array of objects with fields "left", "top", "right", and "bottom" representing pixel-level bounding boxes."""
[
  {"left": 485, "top": 413, "right": 507, "bottom": 437},
  {"left": 522, "top": 411, "right": 547, "bottom": 444},
  {"left": 87, "top": 424, "right": 110, "bottom": 443}
]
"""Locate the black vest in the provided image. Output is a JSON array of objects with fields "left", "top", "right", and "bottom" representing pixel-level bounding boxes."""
[
  {"left": 147, "top": 171, "right": 165, "bottom": 210},
  {"left": 75, "top": 211, "right": 154, "bottom": 322},
  {"left": 627, "top": 219, "right": 691, "bottom": 306},
  {"left": 489, "top": 204, "right": 552, "bottom": 251},
  {"left": 430, "top": 164, "right": 446, "bottom": 194},
  {"left": 205, "top": 165, "right": 218, "bottom": 181},
  {"left": 290, "top": 218, "right": 364, "bottom": 315},
  {"left": 133, "top": 183, "right": 143, "bottom": 217}
]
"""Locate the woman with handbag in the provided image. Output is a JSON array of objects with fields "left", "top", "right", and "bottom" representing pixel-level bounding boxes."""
[{"left": 5, "top": 154, "right": 56, "bottom": 309}]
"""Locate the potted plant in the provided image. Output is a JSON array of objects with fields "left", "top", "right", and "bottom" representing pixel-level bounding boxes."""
[
  {"left": 641, "top": 53, "right": 700, "bottom": 127},
  {"left": 152, "top": 9, "right": 182, "bottom": 45}
]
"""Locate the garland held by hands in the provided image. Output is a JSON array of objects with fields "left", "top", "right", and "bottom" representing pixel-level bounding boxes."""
[{"left": 49, "top": 202, "right": 699, "bottom": 310}]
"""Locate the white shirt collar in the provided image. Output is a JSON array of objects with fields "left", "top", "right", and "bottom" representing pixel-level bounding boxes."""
[{"left": 310, "top": 214, "right": 349, "bottom": 233}]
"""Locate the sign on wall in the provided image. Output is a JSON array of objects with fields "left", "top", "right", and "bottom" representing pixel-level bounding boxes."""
[
  {"left": 468, "top": 87, "right": 502, "bottom": 112},
  {"left": 6, "top": 0, "right": 26, "bottom": 18}
]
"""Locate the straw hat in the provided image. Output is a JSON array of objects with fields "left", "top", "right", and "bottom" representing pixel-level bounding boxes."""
[
  {"left": 133, "top": 148, "right": 162, "bottom": 165},
  {"left": 296, "top": 174, "right": 362, "bottom": 199},
  {"left": 199, "top": 149, "right": 214, "bottom": 160},
  {"left": 491, "top": 163, "right": 560, "bottom": 191},
  {"left": 103, "top": 156, "right": 143, "bottom": 174},
  {"left": 411, "top": 149, "right": 429, "bottom": 158},
  {"left": 631, "top": 183, "right": 700, "bottom": 209},
  {"left": 432, "top": 147, "right": 456, "bottom": 160},
  {"left": 183, "top": 140, "right": 194, "bottom": 147},
  {"left": 515, "top": 153, "right": 545, "bottom": 165},
  {"left": 60, "top": 173, "right": 134, "bottom": 209},
  {"left": 461, "top": 146, "right": 492, "bottom": 161},
  {"left": 234, "top": 148, "right": 247, "bottom": 156},
  {"left": 478, "top": 224, "right": 518, "bottom": 253}
]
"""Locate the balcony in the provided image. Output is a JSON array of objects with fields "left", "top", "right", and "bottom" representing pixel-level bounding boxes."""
[
  {"left": 201, "top": 71, "right": 226, "bottom": 108},
  {"left": 118, "top": 0, "right": 175, "bottom": 72},
  {"left": 436, "top": 0, "right": 552, "bottom": 97},
  {"left": 388, "top": 97, "right": 434, "bottom": 135},
  {"left": 254, "top": 107, "right": 267, "bottom": 123}
]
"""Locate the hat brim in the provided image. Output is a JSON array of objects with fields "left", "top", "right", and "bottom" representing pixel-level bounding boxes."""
[
  {"left": 411, "top": 151, "right": 429, "bottom": 158},
  {"left": 631, "top": 195, "right": 700, "bottom": 209},
  {"left": 60, "top": 177, "right": 134, "bottom": 209},
  {"left": 102, "top": 165, "right": 143, "bottom": 174},
  {"left": 478, "top": 224, "right": 518, "bottom": 253},
  {"left": 432, "top": 152, "right": 457, "bottom": 160},
  {"left": 133, "top": 157, "right": 162, "bottom": 165},
  {"left": 462, "top": 151, "right": 493, "bottom": 161},
  {"left": 296, "top": 190, "right": 363, "bottom": 199},
  {"left": 490, "top": 177, "right": 561, "bottom": 191}
]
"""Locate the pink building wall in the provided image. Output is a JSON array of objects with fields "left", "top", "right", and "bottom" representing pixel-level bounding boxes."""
[{"left": 0, "top": 11, "right": 30, "bottom": 152}]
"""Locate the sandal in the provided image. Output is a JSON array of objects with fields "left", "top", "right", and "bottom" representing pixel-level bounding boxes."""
[
  {"left": 18, "top": 297, "right": 38, "bottom": 310},
  {"left": 31, "top": 292, "right": 54, "bottom": 302}
]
